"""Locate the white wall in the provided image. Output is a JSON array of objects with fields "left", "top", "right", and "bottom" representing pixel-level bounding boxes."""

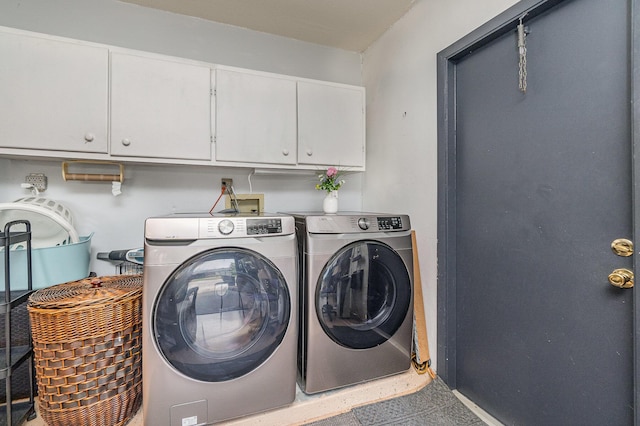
[
  {"left": 0, "top": 0, "right": 364, "bottom": 276},
  {"left": 0, "top": 0, "right": 362, "bottom": 84},
  {"left": 362, "top": 0, "right": 519, "bottom": 371},
  {"left": 1, "top": 160, "right": 363, "bottom": 276}
]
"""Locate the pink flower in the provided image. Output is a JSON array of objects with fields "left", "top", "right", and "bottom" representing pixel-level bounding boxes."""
[{"left": 316, "top": 167, "right": 345, "bottom": 192}]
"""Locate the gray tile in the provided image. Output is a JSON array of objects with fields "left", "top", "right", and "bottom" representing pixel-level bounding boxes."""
[
  {"left": 306, "top": 377, "right": 485, "bottom": 426},
  {"left": 304, "top": 412, "right": 361, "bottom": 425},
  {"left": 420, "top": 401, "right": 484, "bottom": 426},
  {"left": 401, "top": 378, "right": 460, "bottom": 414},
  {"left": 353, "top": 399, "right": 417, "bottom": 425}
]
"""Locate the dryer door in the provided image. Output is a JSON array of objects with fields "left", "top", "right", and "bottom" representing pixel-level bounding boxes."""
[
  {"left": 153, "top": 247, "right": 291, "bottom": 381},
  {"left": 316, "top": 240, "right": 411, "bottom": 349}
]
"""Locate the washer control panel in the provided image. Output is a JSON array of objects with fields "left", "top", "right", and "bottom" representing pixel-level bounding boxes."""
[
  {"left": 145, "top": 213, "right": 294, "bottom": 241},
  {"left": 202, "top": 217, "right": 287, "bottom": 237}
]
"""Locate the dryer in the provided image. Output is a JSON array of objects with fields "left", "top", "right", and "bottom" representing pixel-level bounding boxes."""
[
  {"left": 291, "top": 212, "right": 414, "bottom": 394},
  {"left": 143, "top": 213, "right": 297, "bottom": 425}
]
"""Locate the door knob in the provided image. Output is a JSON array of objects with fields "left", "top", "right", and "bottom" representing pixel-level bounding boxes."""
[
  {"left": 608, "top": 268, "right": 634, "bottom": 289},
  {"left": 611, "top": 239, "right": 634, "bottom": 257}
]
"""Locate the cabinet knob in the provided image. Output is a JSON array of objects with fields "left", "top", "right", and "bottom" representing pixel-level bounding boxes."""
[
  {"left": 282, "top": 149, "right": 289, "bottom": 156},
  {"left": 122, "top": 138, "right": 131, "bottom": 147},
  {"left": 306, "top": 149, "right": 313, "bottom": 156},
  {"left": 84, "top": 133, "right": 95, "bottom": 142}
]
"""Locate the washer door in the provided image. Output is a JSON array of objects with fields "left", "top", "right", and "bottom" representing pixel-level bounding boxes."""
[
  {"left": 316, "top": 240, "right": 411, "bottom": 349},
  {"left": 153, "top": 247, "right": 291, "bottom": 382}
]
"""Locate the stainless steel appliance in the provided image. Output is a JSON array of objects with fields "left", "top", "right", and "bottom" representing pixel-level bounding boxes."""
[
  {"left": 143, "top": 213, "right": 297, "bottom": 425},
  {"left": 291, "top": 212, "right": 414, "bottom": 394}
]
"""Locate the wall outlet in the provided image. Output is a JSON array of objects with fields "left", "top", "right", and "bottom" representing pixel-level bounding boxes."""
[
  {"left": 221, "top": 178, "right": 233, "bottom": 191},
  {"left": 25, "top": 173, "right": 47, "bottom": 192}
]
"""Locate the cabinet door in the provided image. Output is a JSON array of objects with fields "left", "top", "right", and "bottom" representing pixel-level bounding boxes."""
[
  {"left": 297, "top": 81, "right": 365, "bottom": 168},
  {"left": 110, "top": 52, "right": 212, "bottom": 160},
  {"left": 215, "top": 69, "right": 297, "bottom": 165},
  {"left": 0, "top": 32, "right": 108, "bottom": 153}
]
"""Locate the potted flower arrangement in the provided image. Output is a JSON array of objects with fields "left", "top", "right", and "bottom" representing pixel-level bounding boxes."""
[{"left": 316, "top": 167, "right": 345, "bottom": 214}]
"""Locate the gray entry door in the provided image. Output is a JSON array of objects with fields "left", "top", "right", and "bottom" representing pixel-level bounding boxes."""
[{"left": 437, "top": 0, "right": 638, "bottom": 424}]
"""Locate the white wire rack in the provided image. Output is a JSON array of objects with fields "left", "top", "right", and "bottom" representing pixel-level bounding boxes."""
[{"left": 116, "top": 261, "right": 143, "bottom": 275}]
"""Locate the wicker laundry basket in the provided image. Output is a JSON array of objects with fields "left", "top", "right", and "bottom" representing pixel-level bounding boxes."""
[{"left": 27, "top": 275, "right": 143, "bottom": 426}]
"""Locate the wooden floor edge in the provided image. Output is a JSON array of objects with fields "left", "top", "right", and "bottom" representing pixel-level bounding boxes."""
[{"left": 228, "top": 369, "right": 433, "bottom": 426}]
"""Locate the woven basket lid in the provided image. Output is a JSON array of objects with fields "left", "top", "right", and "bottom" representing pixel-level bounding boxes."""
[{"left": 28, "top": 274, "right": 142, "bottom": 310}]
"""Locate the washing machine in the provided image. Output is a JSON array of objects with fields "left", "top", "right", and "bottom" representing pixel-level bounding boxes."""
[
  {"left": 143, "top": 212, "right": 297, "bottom": 425},
  {"left": 291, "top": 212, "right": 414, "bottom": 394}
]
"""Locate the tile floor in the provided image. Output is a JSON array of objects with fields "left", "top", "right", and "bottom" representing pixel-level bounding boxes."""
[{"left": 307, "top": 377, "right": 484, "bottom": 426}]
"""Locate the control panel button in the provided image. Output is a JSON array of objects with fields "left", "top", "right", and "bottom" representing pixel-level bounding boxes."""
[
  {"left": 218, "top": 219, "right": 234, "bottom": 235},
  {"left": 358, "top": 218, "right": 370, "bottom": 230}
]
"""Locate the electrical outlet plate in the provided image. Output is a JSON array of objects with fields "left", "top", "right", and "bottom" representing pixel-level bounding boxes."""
[
  {"left": 25, "top": 173, "right": 47, "bottom": 191},
  {"left": 221, "top": 178, "right": 233, "bottom": 190}
]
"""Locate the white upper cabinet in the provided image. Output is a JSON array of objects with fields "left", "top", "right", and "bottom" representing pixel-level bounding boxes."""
[
  {"left": 297, "top": 81, "right": 365, "bottom": 168},
  {"left": 110, "top": 52, "right": 212, "bottom": 160},
  {"left": 0, "top": 31, "right": 108, "bottom": 153},
  {"left": 215, "top": 68, "right": 297, "bottom": 165},
  {"left": 0, "top": 27, "right": 365, "bottom": 170},
  {"left": 215, "top": 68, "right": 365, "bottom": 169}
]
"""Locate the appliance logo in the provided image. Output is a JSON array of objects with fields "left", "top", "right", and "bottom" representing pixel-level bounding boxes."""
[{"left": 182, "top": 416, "right": 198, "bottom": 426}]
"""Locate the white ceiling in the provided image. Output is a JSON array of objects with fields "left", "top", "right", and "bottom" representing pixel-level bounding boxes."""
[{"left": 119, "top": 0, "right": 416, "bottom": 52}]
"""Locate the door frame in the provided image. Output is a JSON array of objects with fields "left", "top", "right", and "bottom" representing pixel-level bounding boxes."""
[{"left": 436, "top": 0, "right": 640, "bottom": 421}]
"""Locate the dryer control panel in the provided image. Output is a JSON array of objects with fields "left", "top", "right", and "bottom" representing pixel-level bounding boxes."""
[
  {"left": 296, "top": 213, "right": 411, "bottom": 234},
  {"left": 376, "top": 216, "right": 404, "bottom": 230}
]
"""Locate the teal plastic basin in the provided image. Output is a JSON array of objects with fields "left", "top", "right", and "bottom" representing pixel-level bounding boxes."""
[{"left": 0, "top": 234, "right": 93, "bottom": 291}]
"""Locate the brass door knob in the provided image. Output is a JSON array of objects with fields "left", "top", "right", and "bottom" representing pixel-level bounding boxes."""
[{"left": 608, "top": 268, "right": 634, "bottom": 289}]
